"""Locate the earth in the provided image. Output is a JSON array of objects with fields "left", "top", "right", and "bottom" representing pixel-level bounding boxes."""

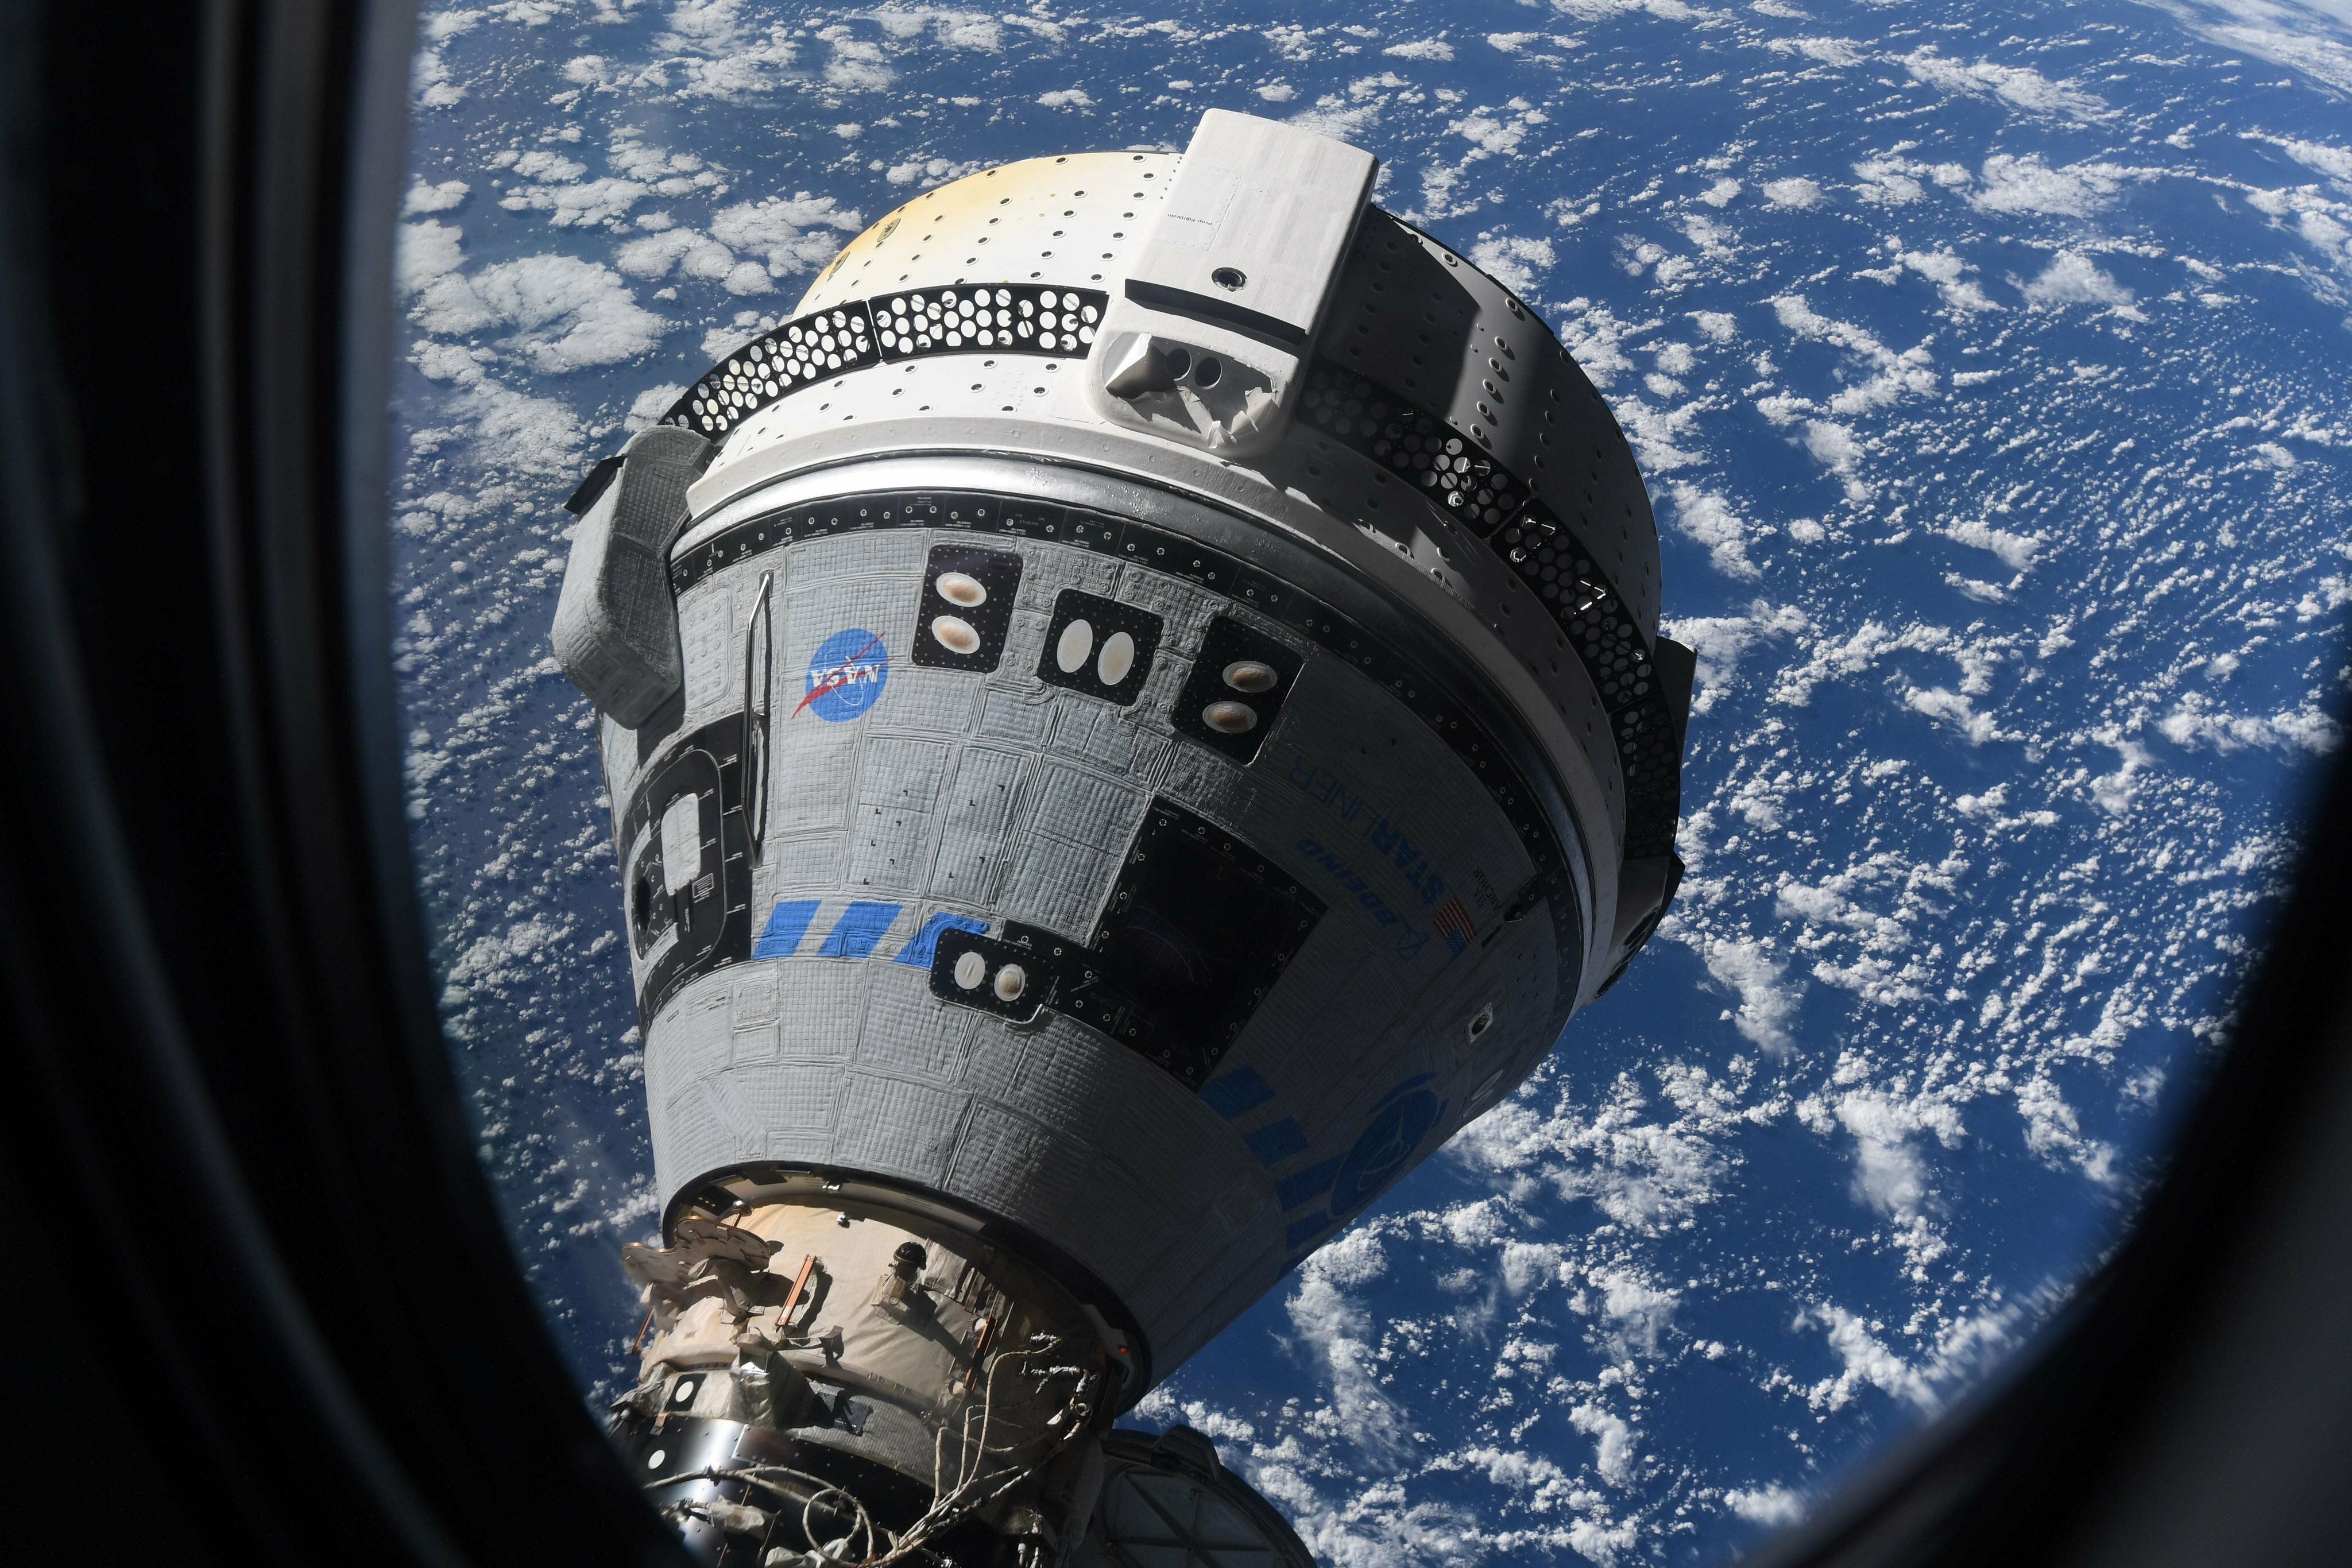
[{"left": 390, "top": 1, "right": 2352, "bottom": 1562}]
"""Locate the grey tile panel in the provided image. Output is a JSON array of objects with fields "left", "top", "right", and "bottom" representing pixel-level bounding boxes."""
[
  {"left": 928, "top": 746, "right": 1030, "bottom": 903},
  {"left": 676, "top": 582, "right": 736, "bottom": 726}
]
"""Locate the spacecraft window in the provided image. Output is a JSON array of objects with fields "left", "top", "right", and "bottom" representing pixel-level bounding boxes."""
[
  {"left": 1097, "top": 630, "right": 1137, "bottom": 686},
  {"left": 929, "top": 614, "right": 980, "bottom": 655},
  {"left": 1222, "top": 661, "right": 1279, "bottom": 695},
  {"left": 1056, "top": 618, "right": 1093, "bottom": 673},
  {"left": 363, "top": 22, "right": 2350, "bottom": 1568},
  {"left": 1201, "top": 700, "right": 1257, "bottom": 735}
]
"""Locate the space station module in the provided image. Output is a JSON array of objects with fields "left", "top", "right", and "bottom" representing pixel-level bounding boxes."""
[{"left": 553, "top": 109, "right": 1690, "bottom": 1566}]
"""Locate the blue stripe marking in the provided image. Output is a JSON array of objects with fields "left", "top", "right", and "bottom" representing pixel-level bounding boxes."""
[
  {"left": 1198, "top": 1067, "right": 1276, "bottom": 1120},
  {"left": 815, "top": 901, "right": 903, "bottom": 959},
  {"left": 1285, "top": 1215, "right": 1328, "bottom": 1250},
  {"left": 1276, "top": 1158, "right": 1341, "bottom": 1211},
  {"left": 751, "top": 899, "right": 822, "bottom": 959},
  {"left": 893, "top": 911, "right": 987, "bottom": 967},
  {"left": 1243, "top": 1118, "right": 1309, "bottom": 1167}
]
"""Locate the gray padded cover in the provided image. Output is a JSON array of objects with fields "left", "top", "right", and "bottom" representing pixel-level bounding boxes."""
[{"left": 551, "top": 424, "right": 711, "bottom": 726}]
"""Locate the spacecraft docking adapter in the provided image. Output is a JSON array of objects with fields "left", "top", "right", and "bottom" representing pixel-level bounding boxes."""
[{"left": 552, "top": 110, "right": 1690, "bottom": 1565}]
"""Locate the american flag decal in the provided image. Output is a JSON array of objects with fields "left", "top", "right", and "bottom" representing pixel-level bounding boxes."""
[{"left": 1434, "top": 896, "right": 1476, "bottom": 957}]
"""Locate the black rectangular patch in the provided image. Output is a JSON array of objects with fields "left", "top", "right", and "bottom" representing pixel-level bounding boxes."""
[
  {"left": 910, "top": 544, "right": 1023, "bottom": 672},
  {"left": 620, "top": 719, "right": 755, "bottom": 1031},
  {"left": 1036, "top": 589, "right": 1162, "bottom": 706},
  {"left": 1059, "top": 802, "right": 1324, "bottom": 1089},
  {"left": 1171, "top": 616, "right": 1305, "bottom": 765}
]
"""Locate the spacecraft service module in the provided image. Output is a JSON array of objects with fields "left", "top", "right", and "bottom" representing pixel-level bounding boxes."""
[{"left": 552, "top": 109, "right": 1690, "bottom": 1566}]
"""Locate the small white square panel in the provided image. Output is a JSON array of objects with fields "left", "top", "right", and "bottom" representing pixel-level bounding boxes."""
[{"left": 660, "top": 795, "right": 700, "bottom": 893}]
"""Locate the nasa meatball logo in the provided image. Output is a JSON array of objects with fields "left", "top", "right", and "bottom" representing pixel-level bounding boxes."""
[
  {"left": 800, "top": 628, "right": 889, "bottom": 722},
  {"left": 1331, "top": 1075, "right": 1446, "bottom": 1217}
]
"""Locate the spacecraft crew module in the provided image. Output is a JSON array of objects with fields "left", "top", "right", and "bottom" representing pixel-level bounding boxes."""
[{"left": 552, "top": 110, "right": 1691, "bottom": 1565}]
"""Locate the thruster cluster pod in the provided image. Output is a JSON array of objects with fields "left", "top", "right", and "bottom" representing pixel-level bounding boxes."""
[{"left": 554, "top": 110, "right": 1690, "bottom": 1565}]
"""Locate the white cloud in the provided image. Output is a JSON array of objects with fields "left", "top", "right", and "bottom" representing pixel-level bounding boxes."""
[
  {"left": 1853, "top": 154, "right": 1971, "bottom": 206},
  {"left": 497, "top": 154, "right": 649, "bottom": 228},
  {"left": 397, "top": 218, "right": 467, "bottom": 295},
  {"left": 1668, "top": 483, "right": 1765, "bottom": 580},
  {"left": 2020, "top": 250, "right": 2134, "bottom": 309},
  {"left": 606, "top": 137, "right": 725, "bottom": 197},
  {"left": 412, "top": 373, "right": 585, "bottom": 478},
  {"left": 1770, "top": 36, "right": 1864, "bottom": 67},
  {"left": 1661, "top": 603, "right": 1805, "bottom": 714},
  {"left": 1285, "top": 1235, "right": 1407, "bottom": 1464},
  {"left": 1593, "top": 1269, "right": 1678, "bottom": 1356},
  {"left": 1685, "top": 935, "right": 1798, "bottom": 1051},
  {"left": 1724, "top": 1485, "right": 1805, "bottom": 1526},
  {"left": 873, "top": 5, "right": 1006, "bottom": 51},
  {"left": 1974, "top": 155, "right": 2119, "bottom": 218},
  {"left": 1948, "top": 519, "right": 2042, "bottom": 572},
  {"left": 1886, "top": 246, "right": 1999, "bottom": 313},
  {"left": 614, "top": 227, "right": 738, "bottom": 284},
  {"left": 1452, "top": 103, "right": 1548, "bottom": 159},
  {"left": 2273, "top": 136, "right": 2352, "bottom": 189},
  {"left": 1762, "top": 177, "right": 1824, "bottom": 209},
  {"left": 2158, "top": 693, "right": 2341, "bottom": 754},
  {"left": 2088, "top": 735, "right": 2152, "bottom": 818},
  {"left": 707, "top": 193, "right": 862, "bottom": 278},
  {"left": 1804, "top": 419, "right": 1863, "bottom": 468},
  {"left": 818, "top": 24, "right": 895, "bottom": 91},
  {"left": 1900, "top": 49, "right": 2109, "bottom": 122},
  {"left": 627, "top": 384, "right": 684, "bottom": 432},
  {"left": 405, "top": 177, "right": 470, "bottom": 214},
  {"left": 1801, "top": 1303, "right": 1935, "bottom": 1410},
  {"left": 1814, "top": 1086, "right": 1964, "bottom": 1222},
  {"left": 1902, "top": 684, "right": 2007, "bottom": 745},
  {"left": 410, "top": 254, "right": 667, "bottom": 374},
  {"left": 1765, "top": 293, "right": 1937, "bottom": 460},
  {"left": 2188, "top": 6, "right": 2352, "bottom": 94},
  {"left": 1449, "top": 1063, "right": 1742, "bottom": 1232},
  {"left": 1468, "top": 233, "right": 1555, "bottom": 294},
  {"left": 507, "top": 150, "right": 585, "bottom": 183},
  {"left": 1036, "top": 87, "right": 1094, "bottom": 109},
  {"left": 1570, "top": 1403, "right": 1637, "bottom": 1485},
  {"left": 700, "top": 312, "right": 779, "bottom": 362},
  {"left": 1384, "top": 38, "right": 1454, "bottom": 60},
  {"left": 1262, "top": 23, "right": 1315, "bottom": 62},
  {"left": 2016, "top": 1074, "right": 2118, "bottom": 1184},
  {"left": 885, "top": 157, "right": 985, "bottom": 187}
]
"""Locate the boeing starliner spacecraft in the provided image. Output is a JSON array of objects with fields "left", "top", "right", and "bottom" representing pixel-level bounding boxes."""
[{"left": 553, "top": 110, "right": 1690, "bottom": 1566}]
